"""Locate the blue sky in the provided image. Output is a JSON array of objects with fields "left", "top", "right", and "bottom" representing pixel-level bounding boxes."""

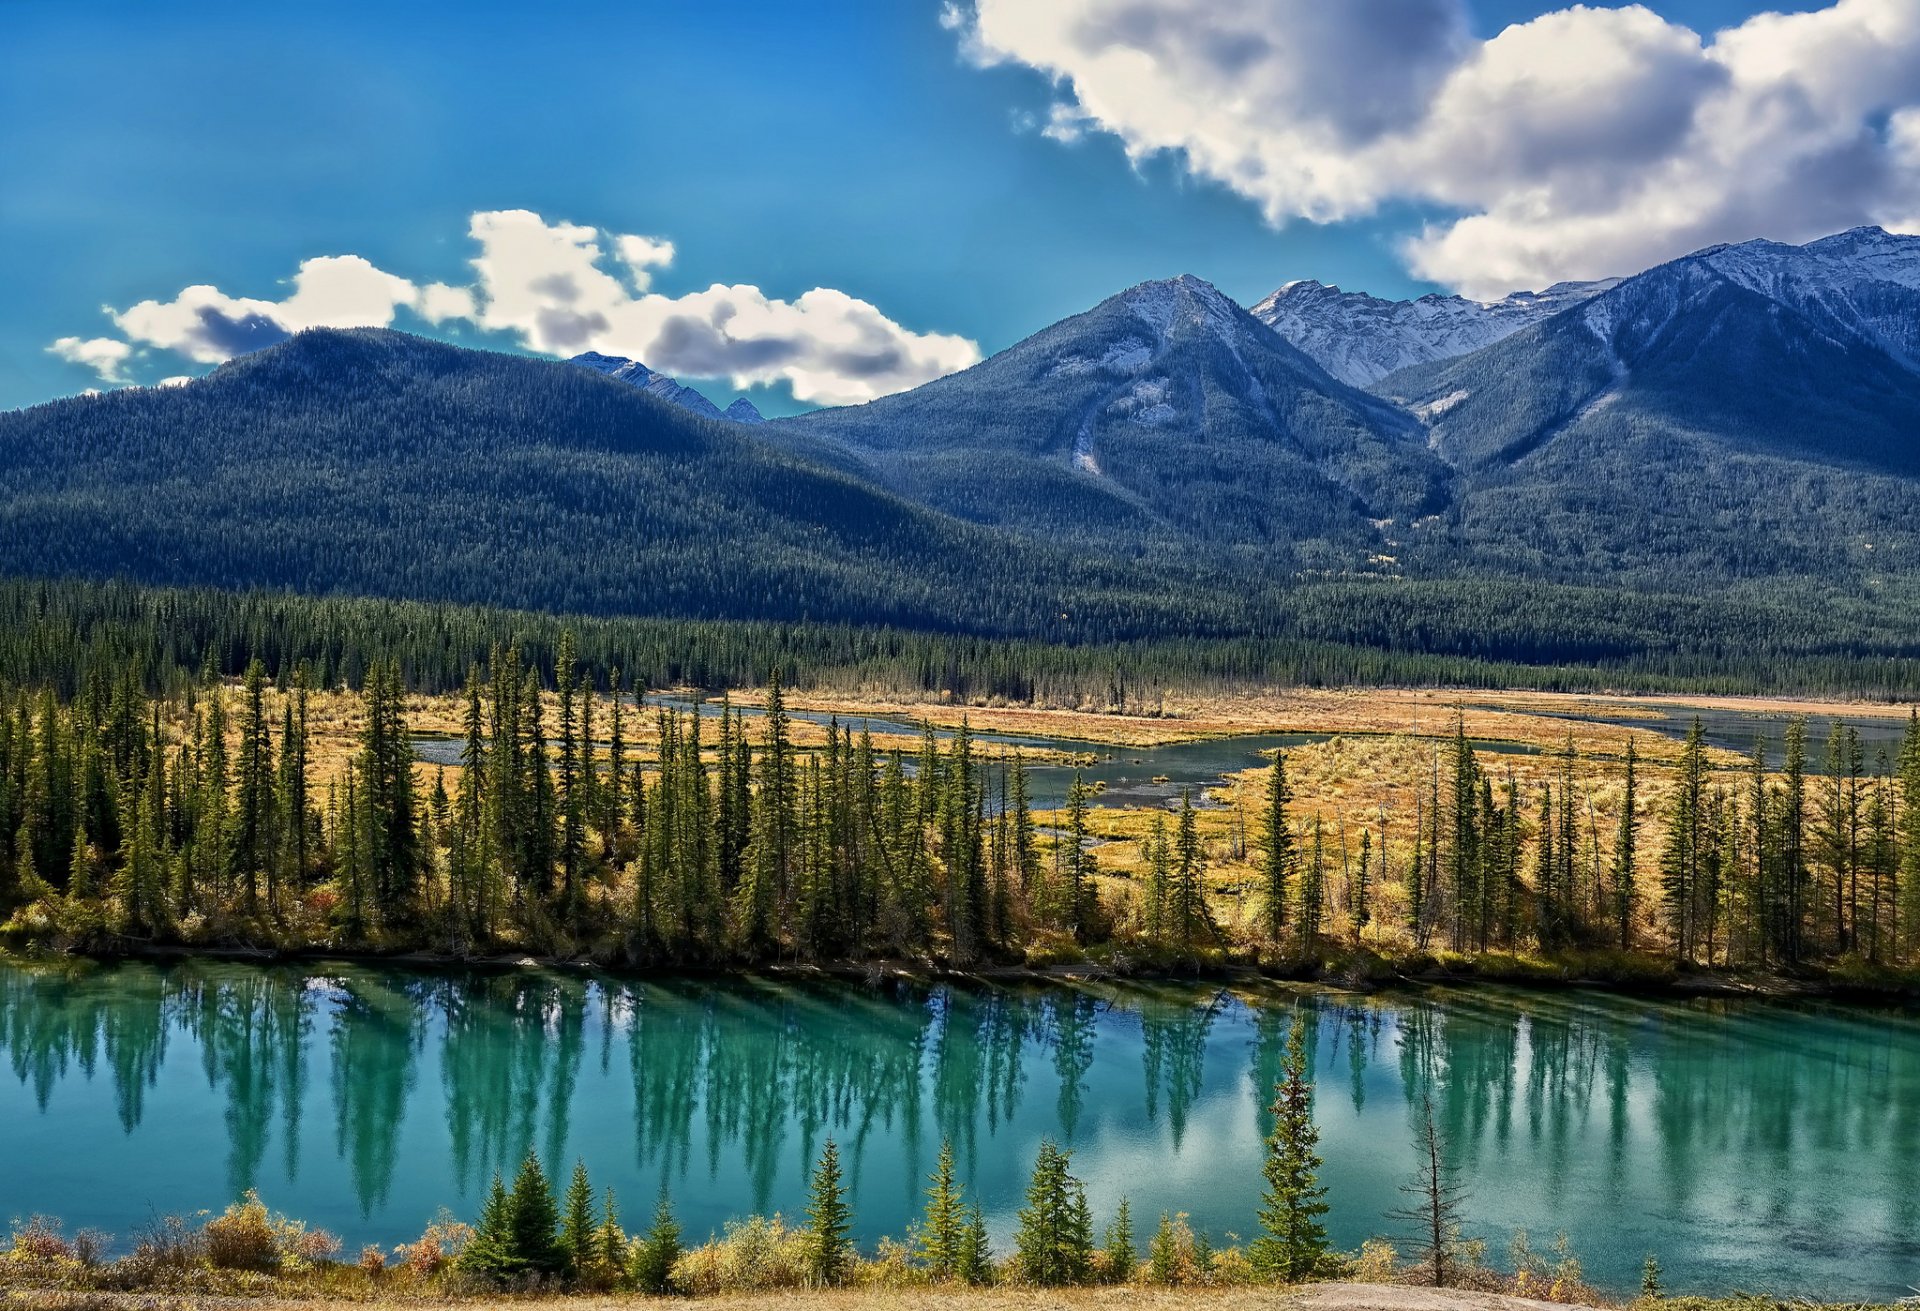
[{"left": 0, "top": 0, "right": 1879, "bottom": 412}]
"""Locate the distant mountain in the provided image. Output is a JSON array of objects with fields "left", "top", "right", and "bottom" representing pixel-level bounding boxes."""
[
  {"left": 773, "top": 274, "right": 1447, "bottom": 562},
  {"left": 0, "top": 328, "right": 1250, "bottom": 638},
  {"left": 569, "top": 351, "right": 764, "bottom": 424},
  {"left": 1251, "top": 277, "right": 1619, "bottom": 386},
  {"left": 7, "top": 228, "right": 1920, "bottom": 668},
  {"left": 1376, "top": 226, "right": 1920, "bottom": 585}
]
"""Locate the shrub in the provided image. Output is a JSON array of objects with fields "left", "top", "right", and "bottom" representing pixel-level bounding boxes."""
[
  {"left": 7, "top": 1215, "right": 75, "bottom": 1264},
  {"left": 394, "top": 1211, "right": 471, "bottom": 1279},
  {"left": 671, "top": 1215, "right": 809, "bottom": 1295},
  {"left": 201, "top": 1191, "right": 338, "bottom": 1273},
  {"left": 358, "top": 1244, "right": 387, "bottom": 1274}
]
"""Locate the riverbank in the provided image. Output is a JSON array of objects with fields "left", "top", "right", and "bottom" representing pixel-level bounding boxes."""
[{"left": 12, "top": 937, "right": 1916, "bottom": 1008}]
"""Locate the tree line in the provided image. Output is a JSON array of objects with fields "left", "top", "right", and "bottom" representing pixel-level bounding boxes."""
[{"left": 3, "top": 630, "right": 1918, "bottom": 972}]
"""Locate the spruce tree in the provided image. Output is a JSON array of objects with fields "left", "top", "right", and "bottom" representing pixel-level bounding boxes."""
[
  {"left": 804, "top": 1138, "right": 854, "bottom": 1286},
  {"left": 506, "top": 1151, "right": 563, "bottom": 1278},
  {"left": 1259, "top": 751, "right": 1294, "bottom": 944},
  {"left": 1013, "top": 1140, "right": 1093, "bottom": 1286},
  {"left": 461, "top": 1172, "right": 516, "bottom": 1282},
  {"left": 919, "top": 1139, "right": 965, "bottom": 1279},
  {"left": 1249, "top": 1015, "right": 1330, "bottom": 1282},
  {"left": 629, "top": 1192, "right": 682, "bottom": 1294},
  {"left": 558, "top": 1159, "right": 597, "bottom": 1283},
  {"left": 1103, "top": 1197, "right": 1136, "bottom": 1284},
  {"left": 957, "top": 1202, "right": 993, "bottom": 1285}
]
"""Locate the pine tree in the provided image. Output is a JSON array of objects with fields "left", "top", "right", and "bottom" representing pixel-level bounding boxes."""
[
  {"left": 629, "top": 1192, "right": 683, "bottom": 1295},
  {"left": 1013, "top": 1140, "right": 1093, "bottom": 1286},
  {"left": 919, "top": 1139, "right": 966, "bottom": 1279},
  {"left": 803, "top": 1138, "right": 854, "bottom": 1286},
  {"left": 1613, "top": 736, "right": 1639, "bottom": 949},
  {"left": 1249, "top": 1014, "right": 1330, "bottom": 1282},
  {"left": 558, "top": 1159, "right": 597, "bottom": 1284},
  {"left": 957, "top": 1202, "right": 993, "bottom": 1285},
  {"left": 1102, "top": 1197, "right": 1136, "bottom": 1284},
  {"left": 462, "top": 1172, "right": 517, "bottom": 1282},
  {"left": 1259, "top": 751, "right": 1294, "bottom": 944},
  {"left": 506, "top": 1151, "right": 563, "bottom": 1278}
]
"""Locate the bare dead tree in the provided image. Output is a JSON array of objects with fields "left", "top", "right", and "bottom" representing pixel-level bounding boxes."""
[{"left": 1387, "top": 1092, "right": 1470, "bottom": 1286}]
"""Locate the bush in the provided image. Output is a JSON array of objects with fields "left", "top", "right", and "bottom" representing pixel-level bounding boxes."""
[
  {"left": 202, "top": 1191, "right": 338, "bottom": 1273},
  {"left": 394, "top": 1211, "right": 471, "bottom": 1279},
  {"left": 6, "top": 1215, "right": 75, "bottom": 1264},
  {"left": 671, "top": 1216, "right": 810, "bottom": 1295},
  {"left": 122, "top": 1213, "right": 205, "bottom": 1283}
]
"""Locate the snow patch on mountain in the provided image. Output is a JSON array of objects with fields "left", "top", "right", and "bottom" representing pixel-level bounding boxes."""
[
  {"left": 1251, "top": 277, "right": 1619, "bottom": 387},
  {"left": 570, "top": 351, "right": 764, "bottom": 423}
]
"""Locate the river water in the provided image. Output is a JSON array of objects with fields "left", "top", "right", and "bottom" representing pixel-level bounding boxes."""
[{"left": 1, "top": 961, "right": 1915, "bottom": 1298}]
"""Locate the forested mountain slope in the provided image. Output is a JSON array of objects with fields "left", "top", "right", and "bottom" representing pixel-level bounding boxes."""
[
  {"left": 0, "top": 329, "right": 1252, "bottom": 641},
  {"left": 7, "top": 229, "right": 1920, "bottom": 668},
  {"left": 769, "top": 275, "right": 1447, "bottom": 568},
  {"left": 1376, "top": 227, "right": 1920, "bottom": 587}
]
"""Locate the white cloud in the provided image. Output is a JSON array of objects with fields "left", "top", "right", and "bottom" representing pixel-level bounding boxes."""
[
  {"left": 57, "top": 209, "right": 978, "bottom": 406},
  {"left": 951, "top": 0, "right": 1920, "bottom": 297},
  {"left": 460, "top": 209, "right": 980, "bottom": 404},
  {"left": 48, "top": 335, "right": 133, "bottom": 383}
]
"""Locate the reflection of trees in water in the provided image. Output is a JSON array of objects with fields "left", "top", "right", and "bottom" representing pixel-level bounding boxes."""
[
  {"left": 435, "top": 972, "right": 588, "bottom": 1193},
  {"left": 1140, "top": 987, "right": 1220, "bottom": 1149},
  {"left": 930, "top": 986, "right": 1032, "bottom": 1181},
  {"left": 179, "top": 966, "right": 313, "bottom": 1200},
  {"left": 7, "top": 962, "right": 1920, "bottom": 1261},
  {"left": 1047, "top": 990, "right": 1100, "bottom": 1144},
  {"left": 328, "top": 972, "right": 422, "bottom": 1214},
  {"left": 0, "top": 962, "right": 170, "bottom": 1130}
]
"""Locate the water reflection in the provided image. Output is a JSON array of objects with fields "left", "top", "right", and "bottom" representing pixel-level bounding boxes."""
[{"left": 0, "top": 962, "right": 1916, "bottom": 1299}]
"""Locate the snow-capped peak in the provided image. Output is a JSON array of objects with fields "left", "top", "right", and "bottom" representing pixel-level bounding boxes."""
[
  {"left": 1251, "top": 275, "right": 1619, "bottom": 387},
  {"left": 569, "top": 352, "right": 766, "bottom": 423}
]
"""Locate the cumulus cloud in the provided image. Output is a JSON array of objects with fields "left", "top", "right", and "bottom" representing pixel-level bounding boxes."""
[
  {"left": 55, "top": 210, "right": 980, "bottom": 406},
  {"left": 951, "top": 0, "right": 1920, "bottom": 297},
  {"left": 48, "top": 336, "right": 133, "bottom": 383}
]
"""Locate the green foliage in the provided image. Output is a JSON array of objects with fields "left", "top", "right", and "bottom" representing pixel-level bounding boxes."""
[
  {"left": 557, "top": 1160, "right": 596, "bottom": 1283},
  {"left": 629, "top": 1192, "right": 683, "bottom": 1295},
  {"left": 504, "top": 1152, "right": 562, "bottom": 1279},
  {"left": 918, "top": 1139, "right": 965, "bottom": 1279},
  {"left": 1102, "top": 1197, "right": 1136, "bottom": 1283},
  {"left": 1013, "top": 1140, "right": 1093, "bottom": 1286},
  {"left": 1249, "top": 1015, "right": 1331, "bottom": 1282},
  {"left": 802, "top": 1138, "right": 853, "bottom": 1286}
]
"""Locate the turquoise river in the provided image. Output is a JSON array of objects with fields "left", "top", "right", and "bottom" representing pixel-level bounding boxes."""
[{"left": 1, "top": 962, "right": 1915, "bottom": 1298}]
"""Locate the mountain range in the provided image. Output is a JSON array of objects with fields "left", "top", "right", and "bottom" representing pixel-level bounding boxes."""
[{"left": 5, "top": 226, "right": 1920, "bottom": 669}]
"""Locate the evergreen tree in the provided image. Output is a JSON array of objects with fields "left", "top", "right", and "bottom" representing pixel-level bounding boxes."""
[
  {"left": 804, "top": 1138, "right": 854, "bottom": 1286},
  {"left": 919, "top": 1139, "right": 966, "bottom": 1279},
  {"left": 957, "top": 1203, "right": 993, "bottom": 1286},
  {"left": 506, "top": 1151, "right": 563, "bottom": 1278},
  {"left": 1103, "top": 1197, "right": 1135, "bottom": 1284},
  {"left": 1013, "top": 1140, "right": 1093, "bottom": 1286},
  {"left": 1249, "top": 1015, "right": 1330, "bottom": 1282},
  {"left": 1259, "top": 751, "right": 1294, "bottom": 944},
  {"left": 558, "top": 1158, "right": 597, "bottom": 1283},
  {"left": 629, "top": 1192, "right": 682, "bottom": 1295},
  {"left": 462, "top": 1172, "right": 517, "bottom": 1282}
]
